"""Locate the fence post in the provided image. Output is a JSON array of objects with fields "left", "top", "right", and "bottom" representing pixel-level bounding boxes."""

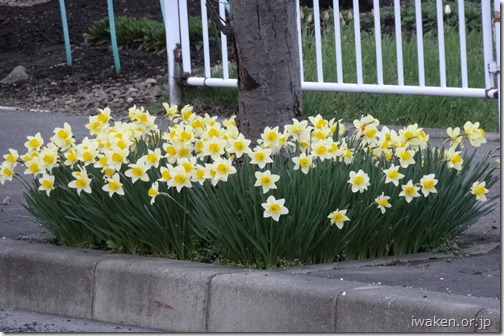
[
  {"left": 162, "top": 0, "right": 182, "bottom": 106},
  {"left": 58, "top": 0, "right": 72, "bottom": 66},
  {"left": 494, "top": 0, "right": 500, "bottom": 131}
]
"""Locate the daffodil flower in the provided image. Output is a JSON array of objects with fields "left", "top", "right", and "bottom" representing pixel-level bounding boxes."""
[
  {"left": 348, "top": 169, "right": 371, "bottom": 193},
  {"left": 38, "top": 173, "right": 55, "bottom": 196},
  {"left": 102, "top": 173, "right": 125, "bottom": 197},
  {"left": 212, "top": 157, "right": 237, "bottom": 182},
  {"left": 328, "top": 209, "right": 350, "bottom": 229},
  {"left": 399, "top": 180, "right": 421, "bottom": 203},
  {"left": 68, "top": 167, "right": 92, "bottom": 195},
  {"left": 261, "top": 195, "right": 289, "bottom": 222},
  {"left": 254, "top": 170, "right": 280, "bottom": 194},
  {"left": 382, "top": 164, "right": 404, "bottom": 186},
  {"left": 125, "top": 161, "right": 150, "bottom": 183},
  {"left": 420, "top": 174, "right": 438, "bottom": 197},
  {"left": 374, "top": 193, "right": 391, "bottom": 214},
  {"left": 148, "top": 182, "right": 160, "bottom": 204},
  {"left": 248, "top": 147, "right": 273, "bottom": 169},
  {"left": 292, "top": 153, "right": 314, "bottom": 174},
  {"left": 471, "top": 181, "right": 489, "bottom": 202}
]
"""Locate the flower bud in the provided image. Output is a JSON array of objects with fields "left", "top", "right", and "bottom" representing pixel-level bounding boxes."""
[
  {"left": 323, "top": 10, "right": 330, "bottom": 21},
  {"left": 300, "top": 8, "right": 304, "bottom": 20},
  {"left": 307, "top": 14, "right": 313, "bottom": 24},
  {"left": 348, "top": 10, "right": 353, "bottom": 21},
  {"left": 444, "top": 4, "right": 451, "bottom": 15}
]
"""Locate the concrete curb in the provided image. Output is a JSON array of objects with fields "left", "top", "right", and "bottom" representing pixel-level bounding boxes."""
[{"left": 0, "top": 239, "right": 500, "bottom": 332}]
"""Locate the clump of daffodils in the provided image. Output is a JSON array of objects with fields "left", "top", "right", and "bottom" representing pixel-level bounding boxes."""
[
  {"left": 0, "top": 106, "right": 492, "bottom": 227},
  {"left": 0, "top": 104, "right": 497, "bottom": 267}
]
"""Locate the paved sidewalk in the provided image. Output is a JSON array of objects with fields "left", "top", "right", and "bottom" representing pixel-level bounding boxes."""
[{"left": 0, "top": 108, "right": 501, "bottom": 332}]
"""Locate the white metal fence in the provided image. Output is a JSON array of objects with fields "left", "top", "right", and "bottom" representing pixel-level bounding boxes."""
[{"left": 163, "top": 0, "right": 500, "bottom": 121}]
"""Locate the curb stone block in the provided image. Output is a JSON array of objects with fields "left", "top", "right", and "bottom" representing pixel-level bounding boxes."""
[
  {"left": 334, "top": 286, "right": 500, "bottom": 332},
  {"left": 207, "top": 272, "right": 359, "bottom": 332},
  {"left": 0, "top": 245, "right": 99, "bottom": 319},
  {"left": 476, "top": 308, "right": 501, "bottom": 333},
  {"left": 92, "top": 258, "right": 235, "bottom": 332}
]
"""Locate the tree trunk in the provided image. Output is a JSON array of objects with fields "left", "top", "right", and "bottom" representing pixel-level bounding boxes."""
[{"left": 230, "top": 0, "right": 302, "bottom": 142}]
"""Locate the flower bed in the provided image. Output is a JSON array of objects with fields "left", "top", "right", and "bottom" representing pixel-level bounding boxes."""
[{"left": 0, "top": 105, "right": 498, "bottom": 268}]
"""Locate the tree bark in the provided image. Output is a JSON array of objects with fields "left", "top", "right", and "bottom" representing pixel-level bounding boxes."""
[{"left": 230, "top": 0, "right": 302, "bottom": 142}]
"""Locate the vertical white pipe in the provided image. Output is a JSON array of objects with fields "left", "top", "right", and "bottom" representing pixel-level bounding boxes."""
[
  {"left": 333, "top": 0, "right": 343, "bottom": 83},
  {"left": 200, "top": 0, "right": 211, "bottom": 78},
  {"left": 352, "top": 0, "right": 363, "bottom": 84},
  {"left": 163, "top": 0, "right": 182, "bottom": 105},
  {"left": 482, "top": 0, "right": 495, "bottom": 89},
  {"left": 415, "top": 0, "right": 425, "bottom": 86},
  {"left": 313, "top": 0, "right": 324, "bottom": 82},
  {"left": 296, "top": 0, "right": 305, "bottom": 82},
  {"left": 373, "top": 0, "right": 383, "bottom": 85},
  {"left": 178, "top": 0, "right": 191, "bottom": 74},
  {"left": 457, "top": 0, "right": 468, "bottom": 88},
  {"left": 436, "top": 0, "right": 447, "bottom": 87},
  {"left": 218, "top": 0, "right": 229, "bottom": 79},
  {"left": 494, "top": 0, "right": 501, "bottom": 130},
  {"left": 393, "top": 0, "right": 404, "bottom": 86}
]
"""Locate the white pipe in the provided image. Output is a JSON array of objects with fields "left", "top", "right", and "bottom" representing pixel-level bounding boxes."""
[
  {"left": 393, "top": 0, "right": 404, "bottom": 85},
  {"left": 313, "top": 0, "right": 324, "bottom": 82},
  {"left": 333, "top": 0, "right": 343, "bottom": 83},
  {"left": 436, "top": 0, "right": 447, "bottom": 87},
  {"left": 185, "top": 77, "right": 487, "bottom": 98},
  {"left": 373, "top": 0, "right": 383, "bottom": 85},
  {"left": 163, "top": 0, "right": 181, "bottom": 105},
  {"left": 481, "top": 0, "right": 494, "bottom": 88},
  {"left": 200, "top": 0, "right": 211, "bottom": 78},
  {"left": 218, "top": 0, "right": 229, "bottom": 79},
  {"left": 178, "top": 0, "right": 191, "bottom": 74},
  {"left": 457, "top": 0, "right": 468, "bottom": 88},
  {"left": 415, "top": 0, "right": 425, "bottom": 86},
  {"left": 494, "top": 0, "right": 501, "bottom": 130},
  {"left": 352, "top": 0, "right": 363, "bottom": 84},
  {"left": 296, "top": 0, "right": 304, "bottom": 82}
]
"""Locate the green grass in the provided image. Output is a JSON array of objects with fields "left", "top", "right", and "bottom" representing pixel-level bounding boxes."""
[{"left": 176, "top": 24, "right": 497, "bottom": 131}]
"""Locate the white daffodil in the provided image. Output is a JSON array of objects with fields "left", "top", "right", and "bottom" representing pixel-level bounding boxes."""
[
  {"left": 254, "top": 170, "right": 280, "bottom": 194},
  {"left": 327, "top": 209, "right": 350, "bottom": 229},
  {"left": 261, "top": 195, "right": 289, "bottom": 222}
]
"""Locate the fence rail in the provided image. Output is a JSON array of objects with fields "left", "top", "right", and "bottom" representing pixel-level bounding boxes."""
[{"left": 163, "top": 0, "right": 500, "bottom": 123}]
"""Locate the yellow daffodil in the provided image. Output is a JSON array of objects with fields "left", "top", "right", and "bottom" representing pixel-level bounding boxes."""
[
  {"left": 328, "top": 209, "right": 350, "bottom": 229},
  {"left": 254, "top": 170, "right": 280, "bottom": 194},
  {"left": 261, "top": 195, "right": 289, "bottom": 222},
  {"left": 471, "top": 181, "right": 489, "bottom": 202},
  {"left": 191, "top": 164, "right": 207, "bottom": 185}
]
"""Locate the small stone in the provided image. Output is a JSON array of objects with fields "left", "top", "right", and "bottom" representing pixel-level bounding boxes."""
[
  {"left": 110, "top": 89, "right": 122, "bottom": 97},
  {"left": 2, "top": 197, "right": 12, "bottom": 205},
  {"left": 145, "top": 78, "right": 157, "bottom": 85},
  {"left": 1, "top": 65, "right": 29, "bottom": 84},
  {"left": 126, "top": 97, "right": 134, "bottom": 104},
  {"left": 50, "top": 81, "right": 57, "bottom": 86},
  {"left": 150, "top": 85, "right": 162, "bottom": 97}
]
